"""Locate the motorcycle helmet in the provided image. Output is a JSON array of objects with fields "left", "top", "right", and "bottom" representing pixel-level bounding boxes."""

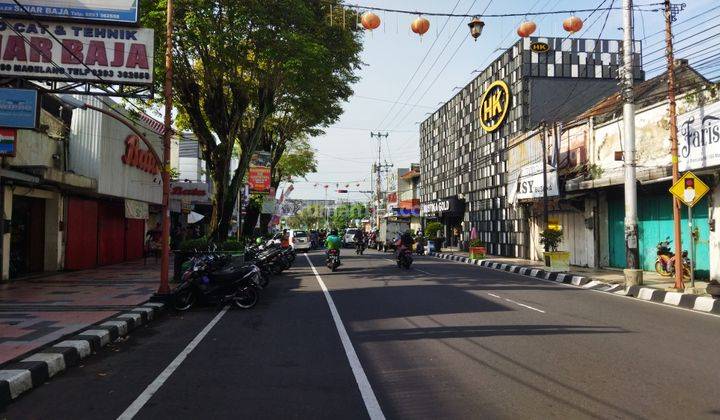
[
  {"left": 255, "top": 237, "right": 263, "bottom": 245},
  {"left": 330, "top": 229, "right": 338, "bottom": 236}
]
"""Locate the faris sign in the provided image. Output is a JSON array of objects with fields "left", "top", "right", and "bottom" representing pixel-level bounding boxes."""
[
  {"left": 679, "top": 100, "right": 720, "bottom": 171},
  {"left": 0, "top": 0, "right": 138, "bottom": 25},
  {"left": 479, "top": 80, "right": 510, "bottom": 133},
  {"left": 0, "top": 20, "right": 154, "bottom": 86}
]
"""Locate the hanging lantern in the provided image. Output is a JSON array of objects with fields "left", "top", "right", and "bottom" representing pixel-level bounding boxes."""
[
  {"left": 360, "top": 12, "right": 381, "bottom": 31},
  {"left": 411, "top": 16, "right": 430, "bottom": 36},
  {"left": 468, "top": 16, "right": 485, "bottom": 41},
  {"left": 563, "top": 15, "right": 583, "bottom": 33},
  {"left": 517, "top": 20, "right": 536, "bottom": 38}
]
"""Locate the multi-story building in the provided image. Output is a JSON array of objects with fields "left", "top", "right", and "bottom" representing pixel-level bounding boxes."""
[{"left": 420, "top": 36, "right": 643, "bottom": 257}]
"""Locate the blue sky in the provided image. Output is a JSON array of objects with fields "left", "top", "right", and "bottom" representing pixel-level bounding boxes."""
[{"left": 288, "top": 0, "right": 717, "bottom": 201}]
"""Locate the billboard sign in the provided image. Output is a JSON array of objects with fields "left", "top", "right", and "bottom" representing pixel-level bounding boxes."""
[
  {"left": 0, "top": 127, "right": 17, "bottom": 156},
  {"left": 0, "top": 20, "right": 154, "bottom": 86},
  {"left": 248, "top": 151, "right": 271, "bottom": 193},
  {"left": 678, "top": 100, "right": 720, "bottom": 172},
  {"left": 0, "top": 88, "right": 38, "bottom": 129},
  {"left": 0, "top": 1, "right": 139, "bottom": 25}
]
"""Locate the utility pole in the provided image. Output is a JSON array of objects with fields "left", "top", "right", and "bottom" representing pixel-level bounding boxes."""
[
  {"left": 621, "top": 0, "right": 642, "bottom": 285},
  {"left": 540, "top": 122, "right": 549, "bottom": 252},
  {"left": 665, "top": 0, "right": 685, "bottom": 291},
  {"left": 370, "top": 132, "right": 391, "bottom": 228},
  {"left": 158, "top": 0, "right": 174, "bottom": 295}
]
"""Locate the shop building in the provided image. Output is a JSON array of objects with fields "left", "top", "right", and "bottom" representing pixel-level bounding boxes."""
[
  {"left": 420, "top": 36, "right": 643, "bottom": 257},
  {"left": 558, "top": 62, "right": 720, "bottom": 280}
]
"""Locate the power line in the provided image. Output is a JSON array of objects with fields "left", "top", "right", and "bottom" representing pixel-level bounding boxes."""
[
  {"left": 339, "top": 2, "right": 663, "bottom": 18},
  {"left": 373, "top": 0, "right": 464, "bottom": 131}
]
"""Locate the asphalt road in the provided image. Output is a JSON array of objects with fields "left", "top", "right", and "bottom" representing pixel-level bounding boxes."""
[{"left": 4, "top": 249, "right": 720, "bottom": 419}]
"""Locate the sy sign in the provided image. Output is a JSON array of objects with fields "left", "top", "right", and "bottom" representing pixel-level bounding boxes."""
[
  {"left": 669, "top": 171, "right": 710, "bottom": 207},
  {"left": 480, "top": 80, "right": 510, "bottom": 133}
]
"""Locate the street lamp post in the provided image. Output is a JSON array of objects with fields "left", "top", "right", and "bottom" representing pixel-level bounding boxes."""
[{"left": 159, "top": 0, "right": 175, "bottom": 295}]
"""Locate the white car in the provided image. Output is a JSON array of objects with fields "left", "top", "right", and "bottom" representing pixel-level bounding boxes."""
[
  {"left": 343, "top": 228, "right": 359, "bottom": 247},
  {"left": 290, "top": 230, "right": 311, "bottom": 251}
]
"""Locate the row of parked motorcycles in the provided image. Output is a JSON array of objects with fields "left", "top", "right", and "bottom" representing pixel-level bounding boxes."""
[{"left": 173, "top": 240, "right": 296, "bottom": 311}]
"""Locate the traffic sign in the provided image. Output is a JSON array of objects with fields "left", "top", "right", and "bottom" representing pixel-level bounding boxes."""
[{"left": 669, "top": 171, "right": 710, "bottom": 207}]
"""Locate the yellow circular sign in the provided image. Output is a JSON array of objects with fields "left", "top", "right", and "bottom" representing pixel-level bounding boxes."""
[{"left": 479, "top": 80, "right": 510, "bottom": 133}]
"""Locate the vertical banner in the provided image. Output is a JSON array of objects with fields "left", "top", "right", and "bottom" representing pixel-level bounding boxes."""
[
  {"left": 0, "top": 127, "right": 17, "bottom": 156},
  {"left": 248, "top": 151, "right": 271, "bottom": 193}
]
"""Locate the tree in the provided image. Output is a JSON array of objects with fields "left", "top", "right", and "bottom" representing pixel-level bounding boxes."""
[
  {"left": 141, "top": 0, "right": 362, "bottom": 241},
  {"left": 331, "top": 203, "right": 367, "bottom": 230},
  {"left": 286, "top": 204, "right": 324, "bottom": 230}
]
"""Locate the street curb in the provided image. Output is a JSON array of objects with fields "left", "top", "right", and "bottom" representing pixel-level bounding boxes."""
[
  {"left": 428, "top": 252, "right": 720, "bottom": 316},
  {"left": 0, "top": 301, "right": 166, "bottom": 408}
]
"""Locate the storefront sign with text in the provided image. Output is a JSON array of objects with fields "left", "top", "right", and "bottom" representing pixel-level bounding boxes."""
[
  {"left": 0, "top": 20, "right": 154, "bottom": 86},
  {"left": 679, "top": 100, "right": 720, "bottom": 171},
  {"left": 121, "top": 134, "right": 158, "bottom": 175}
]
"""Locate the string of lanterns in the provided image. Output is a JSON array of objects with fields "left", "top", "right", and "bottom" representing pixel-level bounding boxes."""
[{"left": 360, "top": 11, "right": 584, "bottom": 39}]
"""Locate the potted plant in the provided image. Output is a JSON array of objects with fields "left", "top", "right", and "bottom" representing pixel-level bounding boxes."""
[
  {"left": 707, "top": 280, "right": 720, "bottom": 298},
  {"left": 469, "top": 239, "right": 486, "bottom": 259},
  {"left": 539, "top": 228, "right": 570, "bottom": 272}
]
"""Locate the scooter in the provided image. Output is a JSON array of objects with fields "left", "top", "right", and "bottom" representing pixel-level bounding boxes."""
[
  {"left": 415, "top": 240, "right": 425, "bottom": 256},
  {"left": 655, "top": 238, "right": 691, "bottom": 280},
  {"left": 397, "top": 247, "right": 413, "bottom": 269},
  {"left": 326, "top": 249, "right": 341, "bottom": 272},
  {"left": 355, "top": 240, "right": 365, "bottom": 255}
]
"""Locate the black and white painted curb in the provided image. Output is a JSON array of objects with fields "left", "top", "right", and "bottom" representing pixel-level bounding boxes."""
[
  {"left": 429, "top": 252, "right": 720, "bottom": 316},
  {"left": 0, "top": 302, "right": 165, "bottom": 407}
]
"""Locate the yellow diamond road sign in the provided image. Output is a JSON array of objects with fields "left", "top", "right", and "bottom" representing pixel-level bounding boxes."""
[{"left": 669, "top": 171, "right": 710, "bottom": 208}]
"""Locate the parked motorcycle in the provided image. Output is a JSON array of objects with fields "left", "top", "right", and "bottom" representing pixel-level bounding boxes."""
[
  {"left": 326, "top": 249, "right": 341, "bottom": 271},
  {"left": 397, "top": 247, "right": 413, "bottom": 269},
  {"left": 655, "top": 238, "right": 691, "bottom": 280},
  {"left": 174, "top": 259, "right": 262, "bottom": 311}
]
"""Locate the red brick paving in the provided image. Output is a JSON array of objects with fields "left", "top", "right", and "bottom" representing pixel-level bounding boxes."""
[{"left": 0, "top": 259, "right": 163, "bottom": 365}]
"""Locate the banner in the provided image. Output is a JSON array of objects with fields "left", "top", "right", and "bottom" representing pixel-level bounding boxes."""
[
  {"left": 170, "top": 182, "right": 210, "bottom": 203},
  {"left": 0, "top": 88, "right": 38, "bottom": 129},
  {"left": 0, "top": 20, "right": 154, "bottom": 86},
  {"left": 0, "top": 0, "right": 139, "bottom": 25},
  {"left": 0, "top": 128, "right": 17, "bottom": 156},
  {"left": 248, "top": 151, "right": 271, "bottom": 193}
]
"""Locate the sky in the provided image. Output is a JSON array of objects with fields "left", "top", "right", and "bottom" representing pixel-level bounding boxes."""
[{"left": 286, "top": 0, "right": 717, "bottom": 202}]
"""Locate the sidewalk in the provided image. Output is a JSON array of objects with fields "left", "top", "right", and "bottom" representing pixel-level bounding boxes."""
[
  {"left": 0, "top": 259, "right": 163, "bottom": 366},
  {"left": 437, "top": 250, "right": 710, "bottom": 294}
]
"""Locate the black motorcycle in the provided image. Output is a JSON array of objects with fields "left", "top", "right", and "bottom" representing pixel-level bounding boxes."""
[
  {"left": 355, "top": 240, "right": 365, "bottom": 255},
  {"left": 397, "top": 248, "right": 413, "bottom": 269},
  {"left": 327, "top": 249, "right": 341, "bottom": 271},
  {"left": 174, "top": 260, "right": 262, "bottom": 311}
]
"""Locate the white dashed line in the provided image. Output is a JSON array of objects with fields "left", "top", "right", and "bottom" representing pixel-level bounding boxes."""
[
  {"left": 488, "top": 293, "right": 501, "bottom": 298},
  {"left": 504, "top": 298, "right": 547, "bottom": 314}
]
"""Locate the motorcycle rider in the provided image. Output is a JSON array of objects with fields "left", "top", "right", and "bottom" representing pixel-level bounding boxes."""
[
  {"left": 325, "top": 229, "right": 342, "bottom": 264},
  {"left": 353, "top": 228, "right": 365, "bottom": 252},
  {"left": 397, "top": 230, "right": 415, "bottom": 261}
]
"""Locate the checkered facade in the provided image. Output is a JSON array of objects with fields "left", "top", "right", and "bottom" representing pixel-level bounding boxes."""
[{"left": 419, "top": 36, "right": 643, "bottom": 258}]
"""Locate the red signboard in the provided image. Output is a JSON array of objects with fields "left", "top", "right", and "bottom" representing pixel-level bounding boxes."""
[
  {"left": 121, "top": 134, "right": 159, "bottom": 174},
  {"left": 248, "top": 151, "right": 271, "bottom": 193},
  {"left": 0, "top": 127, "right": 17, "bottom": 156}
]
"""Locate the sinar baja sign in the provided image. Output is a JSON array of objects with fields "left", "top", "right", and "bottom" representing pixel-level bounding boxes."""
[
  {"left": 479, "top": 80, "right": 510, "bottom": 133},
  {"left": 0, "top": 20, "right": 153, "bottom": 86},
  {"left": 0, "top": 0, "right": 138, "bottom": 25}
]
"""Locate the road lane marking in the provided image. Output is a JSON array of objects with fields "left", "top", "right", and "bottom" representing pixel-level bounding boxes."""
[
  {"left": 504, "top": 298, "right": 547, "bottom": 314},
  {"left": 304, "top": 254, "right": 385, "bottom": 420},
  {"left": 117, "top": 306, "right": 230, "bottom": 420},
  {"left": 487, "top": 293, "right": 501, "bottom": 298}
]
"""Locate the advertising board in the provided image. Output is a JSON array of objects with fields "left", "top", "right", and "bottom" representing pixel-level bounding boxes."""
[
  {"left": 248, "top": 151, "right": 271, "bottom": 194},
  {"left": 0, "top": 0, "right": 138, "bottom": 25},
  {"left": 0, "top": 20, "right": 154, "bottom": 86},
  {"left": 0, "top": 88, "right": 38, "bottom": 129}
]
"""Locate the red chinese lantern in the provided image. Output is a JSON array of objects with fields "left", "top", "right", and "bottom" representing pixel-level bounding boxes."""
[
  {"left": 563, "top": 15, "right": 583, "bottom": 33},
  {"left": 361, "top": 12, "right": 381, "bottom": 31},
  {"left": 411, "top": 17, "right": 430, "bottom": 36},
  {"left": 517, "top": 21, "right": 537, "bottom": 38}
]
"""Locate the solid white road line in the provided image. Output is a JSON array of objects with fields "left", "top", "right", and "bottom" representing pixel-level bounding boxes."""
[
  {"left": 304, "top": 254, "right": 385, "bottom": 420},
  {"left": 487, "top": 293, "right": 501, "bottom": 298},
  {"left": 117, "top": 306, "right": 230, "bottom": 420}
]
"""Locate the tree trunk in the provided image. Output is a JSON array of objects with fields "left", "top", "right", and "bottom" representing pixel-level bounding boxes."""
[
  {"left": 243, "top": 201, "right": 260, "bottom": 235},
  {"left": 259, "top": 213, "right": 273, "bottom": 235}
]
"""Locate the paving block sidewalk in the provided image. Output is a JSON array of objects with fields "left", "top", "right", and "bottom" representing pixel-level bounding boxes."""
[{"left": 0, "top": 259, "right": 164, "bottom": 366}]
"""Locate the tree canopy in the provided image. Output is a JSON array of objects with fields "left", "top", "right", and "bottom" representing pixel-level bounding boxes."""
[{"left": 141, "top": 0, "right": 363, "bottom": 240}]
